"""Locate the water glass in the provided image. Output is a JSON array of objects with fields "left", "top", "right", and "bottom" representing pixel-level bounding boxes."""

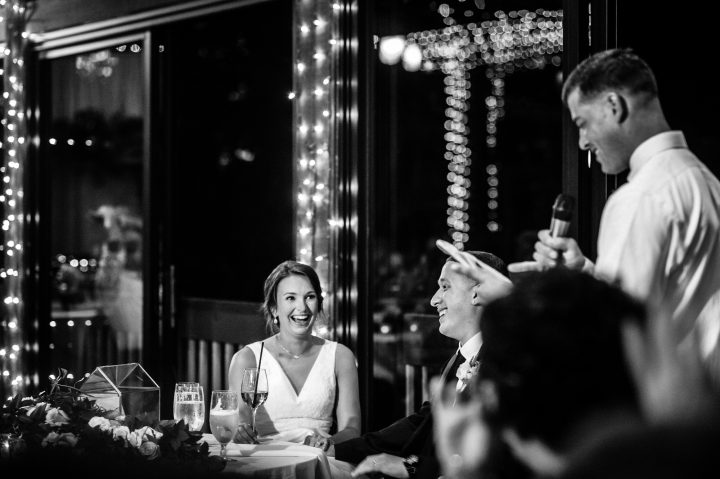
[
  {"left": 173, "top": 382, "right": 205, "bottom": 432},
  {"left": 209, "top": 390, "right": 240, "bottom": 460}
]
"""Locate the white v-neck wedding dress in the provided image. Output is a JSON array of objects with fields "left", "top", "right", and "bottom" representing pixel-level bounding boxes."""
[{"left": 247, "top": 339, "right": 337, "bottom": 443}]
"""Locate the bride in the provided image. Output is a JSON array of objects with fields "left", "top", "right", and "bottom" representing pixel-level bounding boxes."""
[{"left": 228, "top": 260, "right": 361, "bottom": 447}]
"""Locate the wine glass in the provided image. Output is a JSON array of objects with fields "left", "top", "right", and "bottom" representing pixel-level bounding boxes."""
[
  {"left": 209, "top": 390, "right": 240, "bottom": 460},
  {"left": 240, "top": 368, "right": 269, "bottom": 435},
  {"left": 173, "top": 382, "right": 205, "bottom": 432}
]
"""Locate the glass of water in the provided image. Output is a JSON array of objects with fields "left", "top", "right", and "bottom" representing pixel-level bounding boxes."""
[{"left": 173, "top": 382, "right": 205, "bottom": 432}]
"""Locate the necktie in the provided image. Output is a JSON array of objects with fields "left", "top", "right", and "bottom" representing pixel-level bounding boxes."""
[{"left": 440, "top": 350, "right": 465, "bottom": 387}]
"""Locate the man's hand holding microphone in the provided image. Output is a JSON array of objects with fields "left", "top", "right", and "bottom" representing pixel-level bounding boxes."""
[{"left": 507, "top": 194, "right": 589, "bottom": 274}]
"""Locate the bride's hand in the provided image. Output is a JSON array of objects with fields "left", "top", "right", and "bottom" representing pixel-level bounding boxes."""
[
  {"left": 233, "top": 422, "right": 259, "bottom": 444},
  {"left": 304, "top": 433, "right": 333, "bottom": 451}
]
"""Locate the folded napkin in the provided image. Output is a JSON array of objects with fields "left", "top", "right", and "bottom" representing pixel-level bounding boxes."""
[
  {"left": 201, "top": 435, "right": 325, "bottom": 458},
  {"left": 225, "top": 441, "right": 326, "bottom": 458}
]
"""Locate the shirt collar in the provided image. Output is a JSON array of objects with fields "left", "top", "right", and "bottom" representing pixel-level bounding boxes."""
[
  {"left": 458, "top": 332, "right": 482, "bottom": 361},
  {"left": 628, "top": 131, "right": 687, "bottom": 181}
]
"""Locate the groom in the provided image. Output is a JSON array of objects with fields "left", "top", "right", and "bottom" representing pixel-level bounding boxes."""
[{"left": 325, "top": 250, "right": 507, "bottom": 479}]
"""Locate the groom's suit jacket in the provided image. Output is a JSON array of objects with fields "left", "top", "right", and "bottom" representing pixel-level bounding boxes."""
[{"left": 334, "top": 350, "right": 469, "bottom": 479}]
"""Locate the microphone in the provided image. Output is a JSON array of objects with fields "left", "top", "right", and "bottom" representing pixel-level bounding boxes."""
[{"left": 549, "top": 194, "right": 575, "bottom": 238}]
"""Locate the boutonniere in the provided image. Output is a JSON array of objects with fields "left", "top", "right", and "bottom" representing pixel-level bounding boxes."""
[{"left": 455, "top": 355, "right": 480, "bottom": 391}]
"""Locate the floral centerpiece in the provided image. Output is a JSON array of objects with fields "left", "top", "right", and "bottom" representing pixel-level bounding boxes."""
[{"left": 0, "top": 369, "right": 224, "bottom": 477}]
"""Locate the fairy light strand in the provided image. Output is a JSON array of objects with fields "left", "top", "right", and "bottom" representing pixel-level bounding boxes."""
[
  {"left": 1, "top": 0, "right": 30, "bottom": 401},
  {"left": 382, "top": 8, "right": 563, "bottom": 249},
  {"left": 293, "top": 0, "right": 339, "bottom": 336}
]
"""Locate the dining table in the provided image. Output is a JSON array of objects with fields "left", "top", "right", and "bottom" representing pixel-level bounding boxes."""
[{"left": 201, "top": 434, "right": 357, "bottom": 479}]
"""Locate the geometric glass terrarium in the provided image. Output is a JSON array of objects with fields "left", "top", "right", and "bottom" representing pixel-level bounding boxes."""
[{"left": 79, "top": 363, "right": 160, "bottom": 424}]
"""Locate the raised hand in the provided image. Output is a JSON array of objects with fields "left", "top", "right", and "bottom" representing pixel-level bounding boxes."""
[
  {"left": 430, "top": 377, "right": 490, "bottom": 479},
  {"left": 448, "top": 262, "right": 513, "bottom": 305}
]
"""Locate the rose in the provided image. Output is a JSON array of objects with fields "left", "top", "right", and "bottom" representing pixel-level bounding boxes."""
[
  {"left": 56, "top": 432, "right": 79, "bottom": 447},
  {"left": 42, "top": 431, "right": 59, "bottom": 446},
  {"left": 127, "top": 426, "right": 162, "bottom": 448},
  {"left": 42, "top": 432, "right": 78, "bottom": 447},
  {"left": 112, "top": 425, "right": 130, "bottom": 442},
  {"left": 127, "top": 430, "right": 142, "bottom": 448},
  {"left": 45, "top": 407, "right": 71, "bottom": 425},
  {"left": 89, "top": 416, "right": 112, "bottom": 431},
  {"left": 138, "top": 441, "right": 160, "bottom": 459}
]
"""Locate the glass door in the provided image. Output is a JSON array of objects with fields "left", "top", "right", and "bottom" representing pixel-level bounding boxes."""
[{"left": 38, "top": 35, "right": 148, "bottom": 380}]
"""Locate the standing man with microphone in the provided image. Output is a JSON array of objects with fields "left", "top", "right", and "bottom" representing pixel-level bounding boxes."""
[
  {"left": 510, "top": 48, "right": 720, "bottom": 394},
  {"left": 450, "top": 49, "right": 720, "bottom": 425}
]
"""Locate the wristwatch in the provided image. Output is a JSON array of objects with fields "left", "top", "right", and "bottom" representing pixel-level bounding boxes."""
[{"left": 403, "top": 455, "right": 419, "bottom": 477}]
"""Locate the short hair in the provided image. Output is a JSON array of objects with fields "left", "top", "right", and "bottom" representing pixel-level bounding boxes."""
[
  {"left": 261, "top": 260, "right": 325, "bottom": 333},
  {"left": 445, "top": 250, "right": 509, "bottom": 279},
  {"left": 479, "top": 268, "right": 646, "bottom": 453},
  {"left": 561, "top": 48, "right": 658, "bottom": 106}
]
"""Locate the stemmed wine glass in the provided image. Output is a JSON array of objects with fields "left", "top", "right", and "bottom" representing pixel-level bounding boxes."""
[
  {"left": 209, "top": 390, "right": 240, "bottom": 460},
  {"left": 173, "top": 382, "right": 205, "bottom": 432},
  {"left": 240, "top": 368, "right": 269, "bottom": 436}
]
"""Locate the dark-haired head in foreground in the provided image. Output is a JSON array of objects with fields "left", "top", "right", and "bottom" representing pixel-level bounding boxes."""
[{"left": 478, "top": 268, "right": 646, "bottom": 476}]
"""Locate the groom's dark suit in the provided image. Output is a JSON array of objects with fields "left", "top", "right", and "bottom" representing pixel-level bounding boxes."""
[{"left": 334, "top": 350, "right": 468, "bottom": 479}]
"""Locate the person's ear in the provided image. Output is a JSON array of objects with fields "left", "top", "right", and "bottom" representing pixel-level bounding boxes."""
[
  {"left": 471, "top": 285, "right": 481, "bottom": 305},
  {"left": 608, "top": 92, "right": 629, "bottom": 123}
]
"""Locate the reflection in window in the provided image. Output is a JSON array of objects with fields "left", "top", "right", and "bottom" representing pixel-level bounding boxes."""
[
  {"left": 369, "top": 0, "right": 562, "bottom": 428},
  {"left": 46, "top": 41, "right": 145, "bottom": 377}
]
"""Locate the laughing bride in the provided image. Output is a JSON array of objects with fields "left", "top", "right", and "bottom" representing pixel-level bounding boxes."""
[{"left": 228, "top": 260, "right": 360, "bottom": 449}]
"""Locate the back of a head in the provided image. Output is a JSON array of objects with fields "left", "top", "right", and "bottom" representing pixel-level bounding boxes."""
[
  {"left": 561, "top": 48, "right": 658, "bottom": 105},
  {"left": 479, "top": 268, "right": 646, "bottom": 453}
]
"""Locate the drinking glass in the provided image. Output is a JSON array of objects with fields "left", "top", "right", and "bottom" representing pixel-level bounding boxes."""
[
  {"left": 240, "top": 368, "right": 268, "bottom": 435},
  {"left": 209, "top": 390, "right": 240, "bottom": 460},
  {"left": 173, "top": 382, "right": 205, "bottom": 432}
]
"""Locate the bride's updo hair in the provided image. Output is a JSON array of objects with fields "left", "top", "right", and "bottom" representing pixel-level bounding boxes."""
[{"left": 262, "top": 260, "right": 325, "bottom": 333}]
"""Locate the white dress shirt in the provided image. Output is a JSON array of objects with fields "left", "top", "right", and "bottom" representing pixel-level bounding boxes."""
[{"left": 591, "top": 131, "right": 720, "bottom": 357}]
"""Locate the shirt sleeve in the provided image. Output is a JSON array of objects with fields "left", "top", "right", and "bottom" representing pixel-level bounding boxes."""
[{"left": 595, "top": 186, "right": 672, "bottom": 302}]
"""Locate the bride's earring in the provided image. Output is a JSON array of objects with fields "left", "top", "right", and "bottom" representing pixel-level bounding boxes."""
[{"left": 273, "top": 316, "right": 280, "bottom": 326}]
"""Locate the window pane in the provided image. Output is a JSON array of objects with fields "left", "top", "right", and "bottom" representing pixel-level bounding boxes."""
[
  {"left": 370, "top": 0, "right": 562, "bottom": 428},
  {"left": 46, "top": 40, "right": 145, "bottom": 377},
  {"left": 165, "top": 0, "right": 293, "bottom": 302}
]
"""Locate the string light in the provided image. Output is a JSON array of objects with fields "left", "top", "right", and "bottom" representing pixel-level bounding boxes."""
[
  {"left": 1, "top": 0, "right": 31, "bottom": 400},
  {"left": 294, "top": 0, "right": 338, "bottom": 336},
  {"left": 379, "top": 8, "right": 562, "bottom": 248}
]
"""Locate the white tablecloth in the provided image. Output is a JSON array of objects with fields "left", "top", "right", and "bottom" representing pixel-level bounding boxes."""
[{"left": 201, "top": 434, "right": 355, "bottom": 479}]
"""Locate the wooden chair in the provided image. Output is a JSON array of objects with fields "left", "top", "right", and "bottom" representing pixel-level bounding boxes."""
[{"left": 177, "top": 297, "right": 268, "bottom": 429}]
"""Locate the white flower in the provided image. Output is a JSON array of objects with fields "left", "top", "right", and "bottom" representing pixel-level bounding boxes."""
[
  {"left": 128, "top": 426, "right": 163, "bottom": 448},
  {"left": 112, "top": 425, "right": 131, "bottom": 442},
  {"left": 45, "top": 407, "right": 71, "bottom": 425},
  {"left": 455, "top": 356, "right": 480, "bottom": 391},
  {"left": 127, "top": 430, "right": 142, "bottom": 448},
  {"left": 89, "top": 415, "right": 112, "bottom": 431}
]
